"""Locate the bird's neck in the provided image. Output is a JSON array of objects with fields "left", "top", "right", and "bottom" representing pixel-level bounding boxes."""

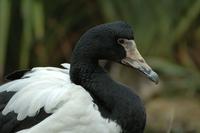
[
  {"left": 70, "top": 59, "right": 99, "bottom": 86},
  {"left": 70, "top": 59, "right": 116, "bottom": 113},
  {"left": 70, "top": 58, "right": 146, "bottom": 132}
]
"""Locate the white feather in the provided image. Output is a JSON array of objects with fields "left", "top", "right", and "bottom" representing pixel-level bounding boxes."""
[
  {"left": 17, "top": 86, "right": 121, "bottom": 133},
  {"left": 0, "top": 63, "right": 121, "bottom": 133},
  {"left": 1, "top": 64, "right": 71, "bottom": 119}
]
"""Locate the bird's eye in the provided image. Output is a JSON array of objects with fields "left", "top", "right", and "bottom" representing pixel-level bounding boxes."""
[{"left": 117, "top": 38, "right": 125, "bottom": 44}]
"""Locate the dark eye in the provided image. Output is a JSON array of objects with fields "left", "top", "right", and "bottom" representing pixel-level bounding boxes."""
[{"left": 117, "top": 38, "right": 125, "bottom": 44}]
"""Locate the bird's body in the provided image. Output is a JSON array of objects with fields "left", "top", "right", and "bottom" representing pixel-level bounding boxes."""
[
  {"left": 0, "top": 21, "right": 158, "bottom": 133},
  {"left": 0, "top": 64, "right": 121, "bottom": 133}
]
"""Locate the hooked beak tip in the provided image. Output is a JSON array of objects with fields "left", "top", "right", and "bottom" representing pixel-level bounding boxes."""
[{"left": 148, "top": 71, "right": 159, "bottom": 84}]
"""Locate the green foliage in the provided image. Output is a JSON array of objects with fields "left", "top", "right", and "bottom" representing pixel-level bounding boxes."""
[
  {"left": 20, "top": 0, "right": 33, "bottom": 68},
  {"left": 0, "top": 0, "right": 10, "bottom": 77},
  {"left": 0, "top": 0, "right": 200, "bottom": 91}
]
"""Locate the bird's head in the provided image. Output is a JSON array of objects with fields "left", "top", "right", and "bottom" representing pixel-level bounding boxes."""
[{"left": 72, "top": 21, "right": 159, "bottom": 84}]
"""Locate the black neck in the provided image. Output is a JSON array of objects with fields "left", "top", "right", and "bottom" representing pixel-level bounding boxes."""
[
  {"left": 70, "top": 59, "right": 115, "bottom": 112},
  {"left": 70, "top": 56, "right": 146, "bottom": 132}
]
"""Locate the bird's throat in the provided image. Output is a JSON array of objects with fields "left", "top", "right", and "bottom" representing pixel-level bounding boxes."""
[{"left": 70, "top": 59, "right": 116, "bottom": 114}]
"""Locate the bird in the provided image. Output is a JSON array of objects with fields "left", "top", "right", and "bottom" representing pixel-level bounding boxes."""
[{"left": 0, "top": 21, "right": 159, "bottom": 133}]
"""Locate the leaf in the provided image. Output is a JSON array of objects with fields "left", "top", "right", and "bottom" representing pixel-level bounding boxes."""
[
  {"left": 20, "top": 0, "right": 33, "bottom": 68},
  {"left": 0, "top": 0, "right": 11, "bottom": 76},
  {"left": 147, "top": 57, "right": 188, "bottom": 77}
]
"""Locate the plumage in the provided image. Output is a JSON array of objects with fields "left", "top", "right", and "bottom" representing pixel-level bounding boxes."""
[
  {"left": 1, "top": 64, "right": 121, "bottom": 133},
  {"left": 0, "top": 21, "right": 159, "bottom": 133}
]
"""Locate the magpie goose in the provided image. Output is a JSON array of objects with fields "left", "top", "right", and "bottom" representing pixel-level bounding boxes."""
[{"left": 0, "top": 21, "right": 159, "bottom": 133}]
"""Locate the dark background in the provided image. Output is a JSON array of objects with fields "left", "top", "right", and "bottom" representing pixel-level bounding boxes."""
[{"left": 0, "top": 0, "right": 200, "bottom": 132}]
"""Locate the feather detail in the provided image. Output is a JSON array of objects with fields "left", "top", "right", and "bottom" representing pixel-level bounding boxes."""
[
  {"left": 0, "top": 63, "right": 122, "bottom": 133},
  {"left": 0, "top": 63, "right": 73, "bottom": 120}
]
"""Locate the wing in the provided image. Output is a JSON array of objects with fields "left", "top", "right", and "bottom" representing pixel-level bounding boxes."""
[
  {"left": 0, "top": 63, "right": 121, "bottom": 133},
  {"left": 5, "top": 70, "right": 30, "bottom": 81},
  {"left": 0, "top": 63, "right": 73, "bottom": 120}
]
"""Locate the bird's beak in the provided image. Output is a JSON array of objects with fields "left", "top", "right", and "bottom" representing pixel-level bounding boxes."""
[{"left": 121, "top": 40, "right": 159, "bottom": 84}]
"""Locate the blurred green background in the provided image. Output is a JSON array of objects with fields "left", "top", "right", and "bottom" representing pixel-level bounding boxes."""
[{"left": 0, "top": 0, "right": 200, "bottom": 132}]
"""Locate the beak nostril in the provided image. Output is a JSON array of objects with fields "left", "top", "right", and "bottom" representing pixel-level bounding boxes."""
[{"left": 138, "top": 59, "right": 144, "bottom": 63}]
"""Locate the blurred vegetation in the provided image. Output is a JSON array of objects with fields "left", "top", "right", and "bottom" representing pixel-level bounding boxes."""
[{"left": 0, "top": 0, "right": 200, "bottom": 132}]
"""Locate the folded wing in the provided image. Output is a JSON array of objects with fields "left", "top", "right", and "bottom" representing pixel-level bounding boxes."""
[{"left": 0, "top": 63, "right": 76, "bottom": 120}]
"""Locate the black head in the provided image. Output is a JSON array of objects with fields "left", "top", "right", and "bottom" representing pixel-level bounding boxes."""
[
  {"left": 71, "top": 21, "right": 159, "bottom": 83},
  {"left": 72, "top": 21, "right": 131, "bottom": 61}
]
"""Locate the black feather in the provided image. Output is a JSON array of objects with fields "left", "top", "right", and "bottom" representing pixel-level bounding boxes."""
[
  {"left": 5, "top": 70, "right": 30, "bottom": 81},
  {"left": 0, "top": 91, "right": 51, "bottom": 133}
]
